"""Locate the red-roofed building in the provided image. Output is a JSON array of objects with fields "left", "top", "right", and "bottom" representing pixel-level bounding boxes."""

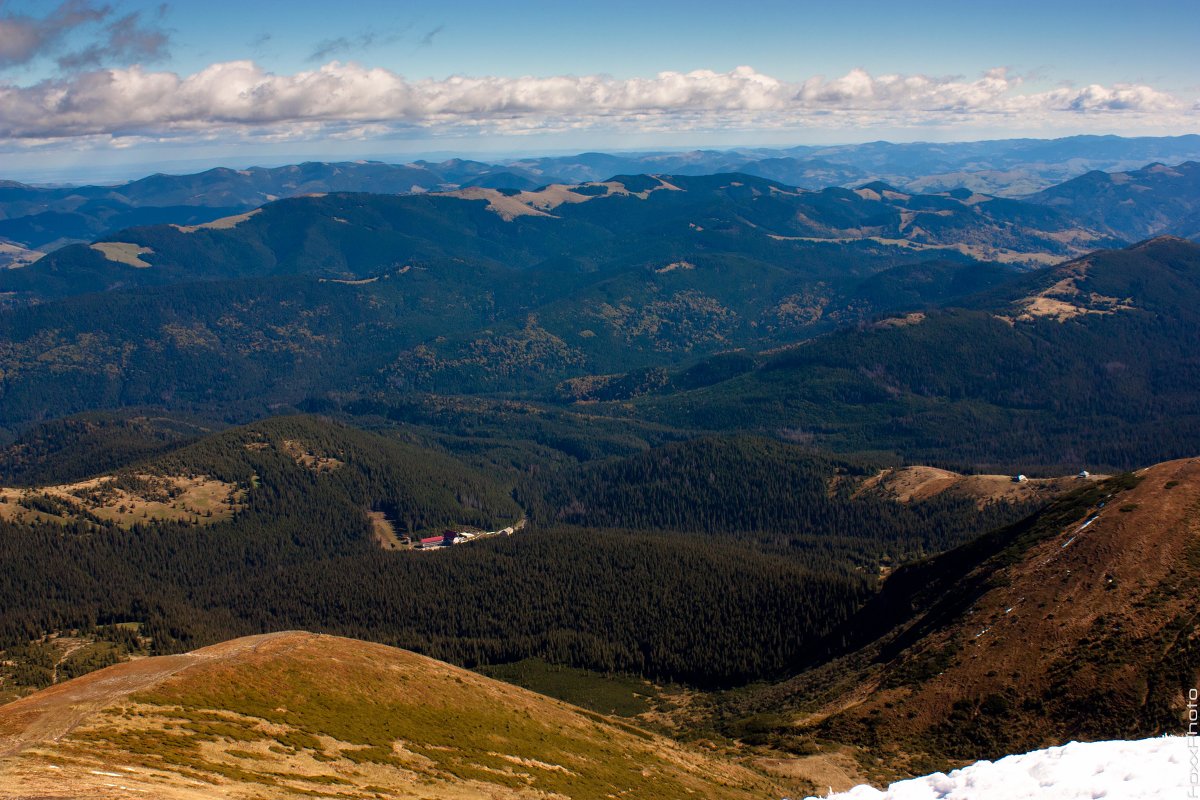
[{"left": 418, "top": 530, "right": 460, "bottom": 548}]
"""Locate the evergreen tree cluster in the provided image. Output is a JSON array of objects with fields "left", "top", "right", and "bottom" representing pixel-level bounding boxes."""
[{"left": 520, "top": 436, "right": 1038, "bottom": 570}]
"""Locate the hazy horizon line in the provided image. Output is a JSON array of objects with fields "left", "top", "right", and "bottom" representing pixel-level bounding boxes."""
[{"left": 7, "top": 130, "right": 1200, "bottom": 187}]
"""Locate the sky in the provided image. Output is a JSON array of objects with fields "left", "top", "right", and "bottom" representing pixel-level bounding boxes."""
[{"left": 0, "top": 0, "right": 1198, "bottom": 180}]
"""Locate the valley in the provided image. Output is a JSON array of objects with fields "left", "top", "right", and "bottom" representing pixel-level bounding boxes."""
[
  {"left": 0, "top": 458, "right": 1194, "bottom": 796},
  {"left": 0, "top": 134, "right": 1198, "bottom": 799},
  {"left": 1, "top": 0, "right": 1197, "bottom": 793},
  {"left": 715, "top": 464, "right": 1191, "bottom": 783}
]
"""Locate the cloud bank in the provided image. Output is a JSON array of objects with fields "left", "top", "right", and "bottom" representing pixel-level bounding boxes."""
[{"left": 0, "top": 61, "right": 1192, "bottom": 147}]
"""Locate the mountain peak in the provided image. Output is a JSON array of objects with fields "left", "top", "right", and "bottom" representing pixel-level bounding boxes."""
[
  {"left": 1129, "top": 233, "right": 1196, "bottom": 249},
  {"left": 857, "top": 180, "right": 903, "bottom": 193}
]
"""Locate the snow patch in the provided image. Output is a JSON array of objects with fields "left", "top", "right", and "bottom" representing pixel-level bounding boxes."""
[{"left": 806, "top": 737, "right": 1186, "bottom": 800}]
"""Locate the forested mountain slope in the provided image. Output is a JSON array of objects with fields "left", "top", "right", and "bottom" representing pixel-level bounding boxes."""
[
  {"left": 1029, "top": 160, "right": 1200, "bottom": 241},
  {"left": 636, "top": 236, "right": 1200, "bottom": 471},
  {"left": 0, "top": 416, "right": 877, "bottom": 687},
  {"left": 0, "top": 413, "right": 213, "bottom": 487},
  {"left": 0, "top": 174, "right": 1062, "bottom": 428},
  {"left": 517, "top": 436, "right": 1046, "bottom": 567},
  {"left": 3, "top": 234, "right": 1196, "bottom": 476},
  {"left": 0, "top": 413, "right": 1102, "bottom": 694}
]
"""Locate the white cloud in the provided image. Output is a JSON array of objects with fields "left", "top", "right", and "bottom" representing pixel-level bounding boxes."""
[{"left": 0, "top": 61, "right": 1192, "bottom": 146}]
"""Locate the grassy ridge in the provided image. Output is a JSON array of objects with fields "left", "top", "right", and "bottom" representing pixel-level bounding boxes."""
[{"left": 54, "top": 633, "right": 782, "bottom": 799}]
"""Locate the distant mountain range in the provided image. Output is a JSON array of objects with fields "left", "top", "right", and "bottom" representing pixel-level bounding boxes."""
[
  {"left": 5, "top": 170, "right": 1122, "bottom": 302},
  {"left": 506, "top": 134, "right": 1200, "bottom": 195},
  {"left": 2, "top": 134, "right": 1198, "bottom": 267},
  {"left": 0, "top": 166, "right": 1198, "bottom": 474},
  {"left": 0, "top": 159, "right": 542, "bottom": 267},
  {"left": 0, "top": 171, "right": 1113, "bottom": 430}
]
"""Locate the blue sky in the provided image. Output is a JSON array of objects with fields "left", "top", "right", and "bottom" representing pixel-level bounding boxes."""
[
  {"left": 1, "top": 0, "right": 1197, "bottom": 178},
  {"left": 163, "top": 0, "right": 1195, "bottom": 90}
]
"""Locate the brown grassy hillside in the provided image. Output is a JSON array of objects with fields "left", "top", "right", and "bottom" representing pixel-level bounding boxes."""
[
  {"left": 0, "top": 631, "right": 786, "bottom": 799},
  {"left": 854, "top": 465, "right": 1101, "bottom": 507}
]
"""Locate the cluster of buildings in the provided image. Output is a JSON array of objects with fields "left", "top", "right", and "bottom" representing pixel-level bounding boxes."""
[{"left": 416, "top": 525, "right": 517, "bottom": 549}]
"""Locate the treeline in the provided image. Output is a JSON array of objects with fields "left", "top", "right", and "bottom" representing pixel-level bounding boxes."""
[
  {"left": 151, "top": 415, "right": 523, "bottom": 534},
  {"left": 519, "top": 436, "right": 1039, "bottom": 571}
]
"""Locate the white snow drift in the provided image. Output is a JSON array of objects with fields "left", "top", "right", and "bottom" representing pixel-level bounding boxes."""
[{"left": 806, "top": 737, "right": 1190, "bottom": 800}]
